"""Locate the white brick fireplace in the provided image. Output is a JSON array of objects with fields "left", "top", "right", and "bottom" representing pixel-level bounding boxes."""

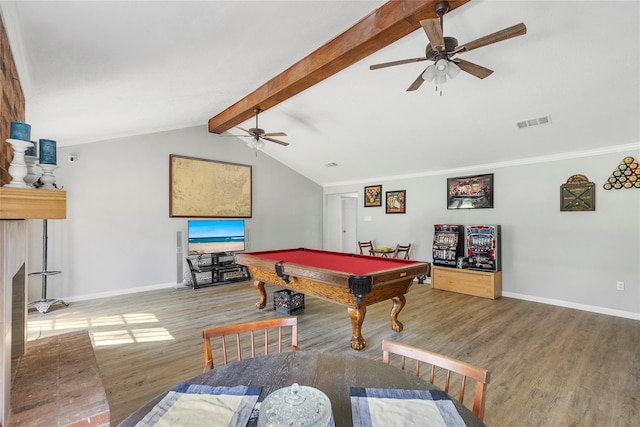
[
  {"left": 1, "top": 219, "right": 28, "bottom": 425},
  {"left": 0, "top": 186, "right": 66, "bottom": 425}
]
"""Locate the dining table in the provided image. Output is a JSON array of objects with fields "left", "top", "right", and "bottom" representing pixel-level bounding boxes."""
[{"left": 119, "top": 351, "right": 485, "bottom": 427}]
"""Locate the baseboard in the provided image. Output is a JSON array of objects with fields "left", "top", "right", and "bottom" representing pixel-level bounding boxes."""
[
  {"left": 502, "top": 291, "right": 640, "bottom": 321},
  {"left": 58, "top": 282, "right": 638, "bottom": 321},
  {"left": 61, "top": 282, "right": 181, "bottom": 303}
]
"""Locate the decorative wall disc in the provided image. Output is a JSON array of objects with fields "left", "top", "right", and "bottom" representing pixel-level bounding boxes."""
[{"left": 603, "top": 156, "right": 639, "bottom": 190}]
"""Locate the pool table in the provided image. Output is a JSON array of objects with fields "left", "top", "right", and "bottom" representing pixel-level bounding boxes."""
[{"left": 234, "top": 248, "right": 430, "bottom": 351}]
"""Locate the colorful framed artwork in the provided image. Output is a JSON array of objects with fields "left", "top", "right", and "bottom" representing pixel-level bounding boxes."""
[
  {"left": 561, "top": 174, "right": 595, "bottom": 211},
  {"left": 169, "top": 154, "right": 252, "bottom": 218},
  {"left": 386, "top": 190, "right": 406, "bottom": 214},
  {"left": 364, "top": 185, "right": 382, "bottom": 207},
  {"left": 447, "top": 173, "right": 494, "bottom": 209}
]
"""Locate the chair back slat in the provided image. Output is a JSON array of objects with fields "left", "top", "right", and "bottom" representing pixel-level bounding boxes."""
[
  {"left": 393, "top": 243, "right": 412, "bottom": 259},
  {"left": 358, "top": 240, "right": 375, "bottom": 255},
  {"left": 263, "top": 329, "right": 268, "bottom": 355},
  {"left": 203, "top": 316, "right": 299, "bottom": 372},
  {"left": 381, "top": 339, "right": 490, "bottom": 421}
]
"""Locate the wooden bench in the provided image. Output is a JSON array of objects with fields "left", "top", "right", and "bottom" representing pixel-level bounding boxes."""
[{"left": 9, "top": 330, "right": 109, "bottom": 426}]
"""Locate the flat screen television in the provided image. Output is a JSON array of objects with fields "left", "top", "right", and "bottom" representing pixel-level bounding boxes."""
[{"left": 187, "top": 219, "right": 245, "bottom": 255}]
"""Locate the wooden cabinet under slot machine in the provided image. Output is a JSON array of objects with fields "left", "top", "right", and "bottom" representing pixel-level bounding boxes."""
[{"left": 432, "top": 266, "right": 502, "bottom": 299}]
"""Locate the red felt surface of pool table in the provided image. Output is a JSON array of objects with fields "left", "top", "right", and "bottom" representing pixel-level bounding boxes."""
[
  {"left": 247, "top": 247, "right": 421, "bottom": 275},
  {"left": 235, "top": 248, "right": 430, "bottom": 350}
]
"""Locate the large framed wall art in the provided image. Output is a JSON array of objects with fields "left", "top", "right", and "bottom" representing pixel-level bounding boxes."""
[
  {"left": 447, "top": 173, "right": 494, "bottom": 209},
  {"left": 169, "top": 155, "right": 252, "bottom": 218}
]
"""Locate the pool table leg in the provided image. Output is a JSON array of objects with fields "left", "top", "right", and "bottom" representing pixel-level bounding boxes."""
[
  {"left": 253, "top": 280, "right": 267, "bottom": 309},
  {"left": 347, "top": 306, "right": 367, "bottom": 351},
  {"left": 390, "top": 295, "right": 405, "bottom": 332}
]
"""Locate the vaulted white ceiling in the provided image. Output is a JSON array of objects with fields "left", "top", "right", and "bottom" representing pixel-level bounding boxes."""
[{"left": 2, "top": 0, "right": 639, "bottom": 186}]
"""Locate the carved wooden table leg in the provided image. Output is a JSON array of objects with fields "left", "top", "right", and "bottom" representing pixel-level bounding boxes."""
[
  {"left": 390, "top": 295, "right": 406, "bottom": 332},
  {"left": 347, "top": 306, "right": 367, "bottom": 350},
  {"left": 254, "top": 280, "right": 267, "bottom": 309}
]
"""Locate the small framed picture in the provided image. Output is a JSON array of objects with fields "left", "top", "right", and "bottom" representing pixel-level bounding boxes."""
[
  {"left": 386, "top": 190, "right": 406, "bottom": 214},
  {"left": 561, "top": 174, "right": 595, "bottom": 211},
  {"left": 364, "top": 185, "right": 382, "bottom": 207}
]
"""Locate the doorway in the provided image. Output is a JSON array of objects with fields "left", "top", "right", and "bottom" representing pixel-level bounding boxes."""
[{"left": 324, "top": 192, "right": 358, "bottom": 253}]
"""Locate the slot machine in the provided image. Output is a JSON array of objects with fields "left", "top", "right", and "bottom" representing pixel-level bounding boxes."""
[
  {"left": 466, "top": 224, "right": 501, "bottom": 271},
  {"left": 432, "top": 224, "right": 464, "bottom": 267}
]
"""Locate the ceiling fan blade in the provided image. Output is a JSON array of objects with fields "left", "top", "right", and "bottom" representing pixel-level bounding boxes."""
[
  {"left": 370, "top": 57, "right": 427, "bottom": 70},
  {"left": 263, "top": 132, "right": 287, "bottom": 137},
  {"left": 236, "top": 126, "right": 254, "bottom": 135},
  {"left": 453, "top": 59, "right": 494, "bottom": 79},
  {"left": 406, "top": 70, "right": 427, "bottom": 91},
  {"left": 263, "top": 137, "right": 289, "bottom": 147},
  {"left": 420, "top": 19, "right": 444, "bottom": 51},
  {"left": 454, "top": 23, "right": 527, "bottom": 54}
]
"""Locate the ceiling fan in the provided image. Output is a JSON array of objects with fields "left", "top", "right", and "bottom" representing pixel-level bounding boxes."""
[
  {"left": 225, "top": 108, "right": 289, "bottom": 149},
  {"left": 369, "top": 1, "right": 526, "bottom": 92}
]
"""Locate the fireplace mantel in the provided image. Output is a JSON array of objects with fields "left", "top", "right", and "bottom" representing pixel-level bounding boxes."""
[{"left": 0, "top": 187, "right": 66, "bottom": 219}]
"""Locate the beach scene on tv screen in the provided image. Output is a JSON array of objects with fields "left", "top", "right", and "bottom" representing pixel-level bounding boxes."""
[{"left": 188, "top": 220, "right": 245, "bottom": 254}]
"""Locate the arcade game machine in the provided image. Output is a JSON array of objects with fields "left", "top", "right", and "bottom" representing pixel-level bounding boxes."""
[
  {"left": 432, "top": 224, "right": 464, "bottom": 267},
  {"left": 466, "top": 224, "right": 501, "bottom": 271}
]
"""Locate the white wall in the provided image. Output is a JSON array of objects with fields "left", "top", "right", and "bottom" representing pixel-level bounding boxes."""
[
  {"left": 25, "top": 126, "right": 639, "bottom": 320},
  {"left": 27, "top": 125, "right": 323, "bottom": 301},
  {"left": 324, "top": 149, "right": 640, "bottom": 319}
]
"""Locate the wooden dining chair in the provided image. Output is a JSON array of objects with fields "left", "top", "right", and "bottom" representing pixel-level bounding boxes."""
[
  {"left": 202, "top": 316, "right": 299, "bottom": 372},
  {"left": 358, "top": 240, "right": 375, "bottom": 255},
  {"left": 381, "top": 340, "right": 490, "bottom": 421},
  {"left": 393, "top": 243, "right": 411, "bottom": 259}
]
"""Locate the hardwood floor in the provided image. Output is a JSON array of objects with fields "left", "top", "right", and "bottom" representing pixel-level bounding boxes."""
[{"left": 26, "top": 280, "right": 639, "bottom": 426}]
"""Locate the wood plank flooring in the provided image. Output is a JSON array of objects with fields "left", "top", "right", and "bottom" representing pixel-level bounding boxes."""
[{"left": 26, "top": 281, "right": 640, "bottom": 426}]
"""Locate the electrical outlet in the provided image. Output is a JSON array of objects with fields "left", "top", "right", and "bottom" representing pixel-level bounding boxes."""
[{"left": 616, "top": 281, "right": 625, "bottom": 291}]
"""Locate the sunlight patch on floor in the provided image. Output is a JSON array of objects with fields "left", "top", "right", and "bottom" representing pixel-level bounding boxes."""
[
  {"left": 124, "top": 313, "right": 159, "bottom": 323},
  {"left": 28, "top": 312, "right": 160, "bottom": 335},
  {"left": 27, "top": 312, "right": 169, "bottom": 346},
  {"left": 92, "top": 328, "right": 174, "bottom": 347},
  {"left": 92, "top": 330, "right": 134, "bottom": 346}
]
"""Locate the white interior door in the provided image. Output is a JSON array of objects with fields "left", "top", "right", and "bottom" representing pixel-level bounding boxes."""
[{"left": 341, "top": 196, "right": 357, "bottom": 253}]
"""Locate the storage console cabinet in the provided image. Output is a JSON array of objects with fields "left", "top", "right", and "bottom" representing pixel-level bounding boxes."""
[
  {"left": 186, "top": 252, "right": 250, "bottom": 289},
  {"left": 431, "top": 266, "right": 502, "bottom": 299}
]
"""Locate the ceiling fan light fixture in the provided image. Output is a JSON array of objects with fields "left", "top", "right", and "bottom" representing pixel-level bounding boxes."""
[
  {"left": 435, "top": 58, "right": 448, "bottom": 73},
  {"left": 446, "top": 60, "right": 461, "bottom": 79},
  {"left": 422, "top": 64, "right": 436, "bottom": 82}
]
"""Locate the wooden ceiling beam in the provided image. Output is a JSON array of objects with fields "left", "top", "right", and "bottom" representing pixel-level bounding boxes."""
[{"left": 208, "top": 0, "right": 470, "bottom": 134}]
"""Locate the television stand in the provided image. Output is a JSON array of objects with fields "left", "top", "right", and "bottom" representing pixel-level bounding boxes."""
[{"left": 186, "top": 251, "right": 250, "bottom": 289}]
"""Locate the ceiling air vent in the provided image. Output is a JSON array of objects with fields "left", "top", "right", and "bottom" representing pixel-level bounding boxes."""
[
  {"left": 325, "top": 162, "right": 338, "bottom": 167},
  {"left": 516, "top": 115, "right": 552, "bottom": 129}
]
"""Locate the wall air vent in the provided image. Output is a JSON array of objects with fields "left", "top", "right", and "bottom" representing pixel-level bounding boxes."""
[{"left": 516, "top": 115, "right": 552, "bottom": 129}]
